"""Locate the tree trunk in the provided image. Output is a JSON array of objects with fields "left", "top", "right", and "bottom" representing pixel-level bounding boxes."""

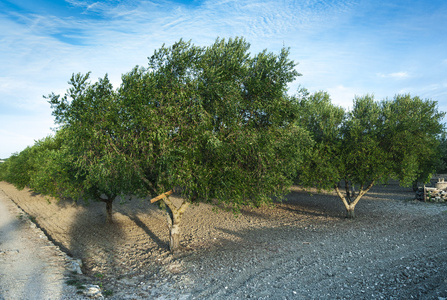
[
  {"left": 412, "top": 181, "right": 418, "bottom": 192},
  {"left": 101, "top": 196, "right": 116, "bottom": 223},
  {"left": 105, "top": 200, "right": 113, "bottom": 223},
  {"left": 346, "top": 206, "right": 355, "bottom": 219},
  {"left": 170, "top": 220, "right": 181, "bottom": 251},
  {"left": 162, "top": 196, "right": 190, "bottom": 252}
]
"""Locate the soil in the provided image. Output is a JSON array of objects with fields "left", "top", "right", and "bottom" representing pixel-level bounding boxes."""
[{"left": 0, "top": 180, "right": 446, "bottom": 299}]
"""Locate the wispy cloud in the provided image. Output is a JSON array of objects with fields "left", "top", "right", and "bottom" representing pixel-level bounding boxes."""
[{"left": 376, "top": 72, "right": 410, "bottom": 79}]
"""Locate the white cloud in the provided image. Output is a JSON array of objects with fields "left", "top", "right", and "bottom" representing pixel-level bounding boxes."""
[
  {"left": 390, "top": 72, "right": 410, "bottom": 79},
  {"left": 326, "top": 85, "right": 365, "bottom": 110},
  {"left": 376, "top": 72, "right": 410, "bottom": 79}
]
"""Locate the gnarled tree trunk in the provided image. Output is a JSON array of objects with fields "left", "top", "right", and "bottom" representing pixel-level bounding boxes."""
[{"left": 162, "top": 196, "right": 190, "bottom": 252}]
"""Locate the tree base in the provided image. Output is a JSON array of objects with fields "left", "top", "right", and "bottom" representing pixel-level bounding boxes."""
[
  {"left": 170, "top": 232, "right": 181, "bottom": 252},
  {"left": 346, "top": 209, "right": 355, "bottom": 219}
]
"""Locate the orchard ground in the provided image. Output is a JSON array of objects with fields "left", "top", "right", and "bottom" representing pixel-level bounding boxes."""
[{"left": 0, "top": 179, "right": 446, "bottom": 299}]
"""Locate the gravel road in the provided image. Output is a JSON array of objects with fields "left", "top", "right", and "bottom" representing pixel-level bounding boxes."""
[{"left": 0, "top": 190, "right": 81, "bottom": 300}]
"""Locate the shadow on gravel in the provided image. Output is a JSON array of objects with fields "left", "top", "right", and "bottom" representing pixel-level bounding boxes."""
[
  {"left": 67, "top": 202, "right": 126, "bottom": 276},
  {"left": 28, "top": 191, "right": 77, "bottom": 209},
  {"left": 127, "top": 213, "right": 168, "bottom": 250},
  {"left": 284, "top": 191, "right": 343, "bottom": 217}
]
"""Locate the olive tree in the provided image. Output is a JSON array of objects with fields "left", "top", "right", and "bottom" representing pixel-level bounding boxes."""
[
  {"left": 116, "top": 38, "right": 311, "bottom": 251},
  {"left": 380, "top": 95, "right": 446, "bottom": 188},
  {"left": 46, "top": 37, "right": 310, "bottom": 249},
  {"left": 297, "top": 91, "right": 445, "bottom": 218}
]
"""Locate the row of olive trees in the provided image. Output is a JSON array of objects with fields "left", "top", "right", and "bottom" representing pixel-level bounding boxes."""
[{"left": 1, "top": 37, "right": 445, "bottom": 251}]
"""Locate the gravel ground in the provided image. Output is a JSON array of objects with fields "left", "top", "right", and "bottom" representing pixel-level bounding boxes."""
[
  {"left": 0, "top": 189, "right": 82, "bottom": 300},
  {"left": 0, "top": 180, "right": 446, "bottom": 299}
]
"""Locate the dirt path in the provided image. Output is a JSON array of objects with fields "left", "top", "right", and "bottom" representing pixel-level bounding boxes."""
[
  {"left": 0, "top": 189, "right": 81, "bottom": 300},
  {"left": 0, "top": 180, "right": 446, "bottom": 299}
]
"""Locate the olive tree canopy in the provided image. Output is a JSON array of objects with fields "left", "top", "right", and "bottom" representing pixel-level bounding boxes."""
[
  {"left": 116, "top": 38, "right": 312, "bottom": 250},
  {"left": 297, "top": 91, "right": 445, "bottom": 218}
]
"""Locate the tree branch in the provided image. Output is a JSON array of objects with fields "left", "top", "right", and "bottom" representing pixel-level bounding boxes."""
[
  {"left": 334, "top": 184, "right": 350, "bottom": 211},
  {"left": 351, "top": 180, "right": 375, "bottom": 207}
]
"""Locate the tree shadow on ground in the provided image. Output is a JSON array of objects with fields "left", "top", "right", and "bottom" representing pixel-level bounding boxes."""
[
  {"left": 184, "top": 204, "right": 447, "bottom": 299},
  {"left": 280, "top": 189, "right": 345, "bottom": 218},
  {"left": 126, "top": 213, "right": 168, "bottom": 250},
  {"left": 67, "top": 202, "right": 127, "bottom": 277}
]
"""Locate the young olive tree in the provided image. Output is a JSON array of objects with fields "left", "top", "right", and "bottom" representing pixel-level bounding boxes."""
[
  {"left": 116, "top": 38, "right": 311, "bottom": 251},
  {"left": 297, "top": 91, "right": 445, "bottom": 218}
]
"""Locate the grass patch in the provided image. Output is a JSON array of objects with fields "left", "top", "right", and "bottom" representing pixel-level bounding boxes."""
[{"left": 65, "top": 279, "right": 85, "bottom": 290}]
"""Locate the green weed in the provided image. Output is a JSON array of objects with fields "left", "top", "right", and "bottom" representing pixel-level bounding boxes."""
[{"left": 65, "top": 279, "right": 85, "bottom": 290}]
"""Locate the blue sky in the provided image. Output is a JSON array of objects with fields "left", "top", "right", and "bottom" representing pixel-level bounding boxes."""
[{"left": 1, "top": 0, "right": 446, "bottom": 158}]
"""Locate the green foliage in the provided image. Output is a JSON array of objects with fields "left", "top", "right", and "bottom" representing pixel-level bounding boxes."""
[
  {"left": 115, "top": 37, "right": 309, "bottom": 209},
  {"left": 27, "top": 132, "right": 82, "bottom": 200},
  {"left": 437, "top": 133, "right": 447, "bottom": 173},
  {"left": 296, "top": 91, "right": 446, "bottom": 215},
  {"left": 294, "top": 89, "right": 345, "bottom": 190},
  {"left": 1, "top": 147, "right": 34, "bottom": 190},
  {"left": 340, "top": 95, "right": 389, "bottom": 186},
  {"left": 46, "top": 73, "right": 145, "bottom": 207},
  {"left": 0, "top": 158, "right": 8, "bottom": 181},
  {"left": 379, "top": 94, "right": 446, "bottom": 185}
]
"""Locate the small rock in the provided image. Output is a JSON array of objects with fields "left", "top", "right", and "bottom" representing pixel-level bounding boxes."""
[
  {"left": 69, "top": 259, "right": 83, "bottom": 274},
  {"left": 84, "top": 284, "right": 103, "bottom": 298}
]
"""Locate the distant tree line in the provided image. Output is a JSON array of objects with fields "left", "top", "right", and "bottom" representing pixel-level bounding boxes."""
[{"left": 0, "top": 38, "right": 445, "bottom": 251}]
